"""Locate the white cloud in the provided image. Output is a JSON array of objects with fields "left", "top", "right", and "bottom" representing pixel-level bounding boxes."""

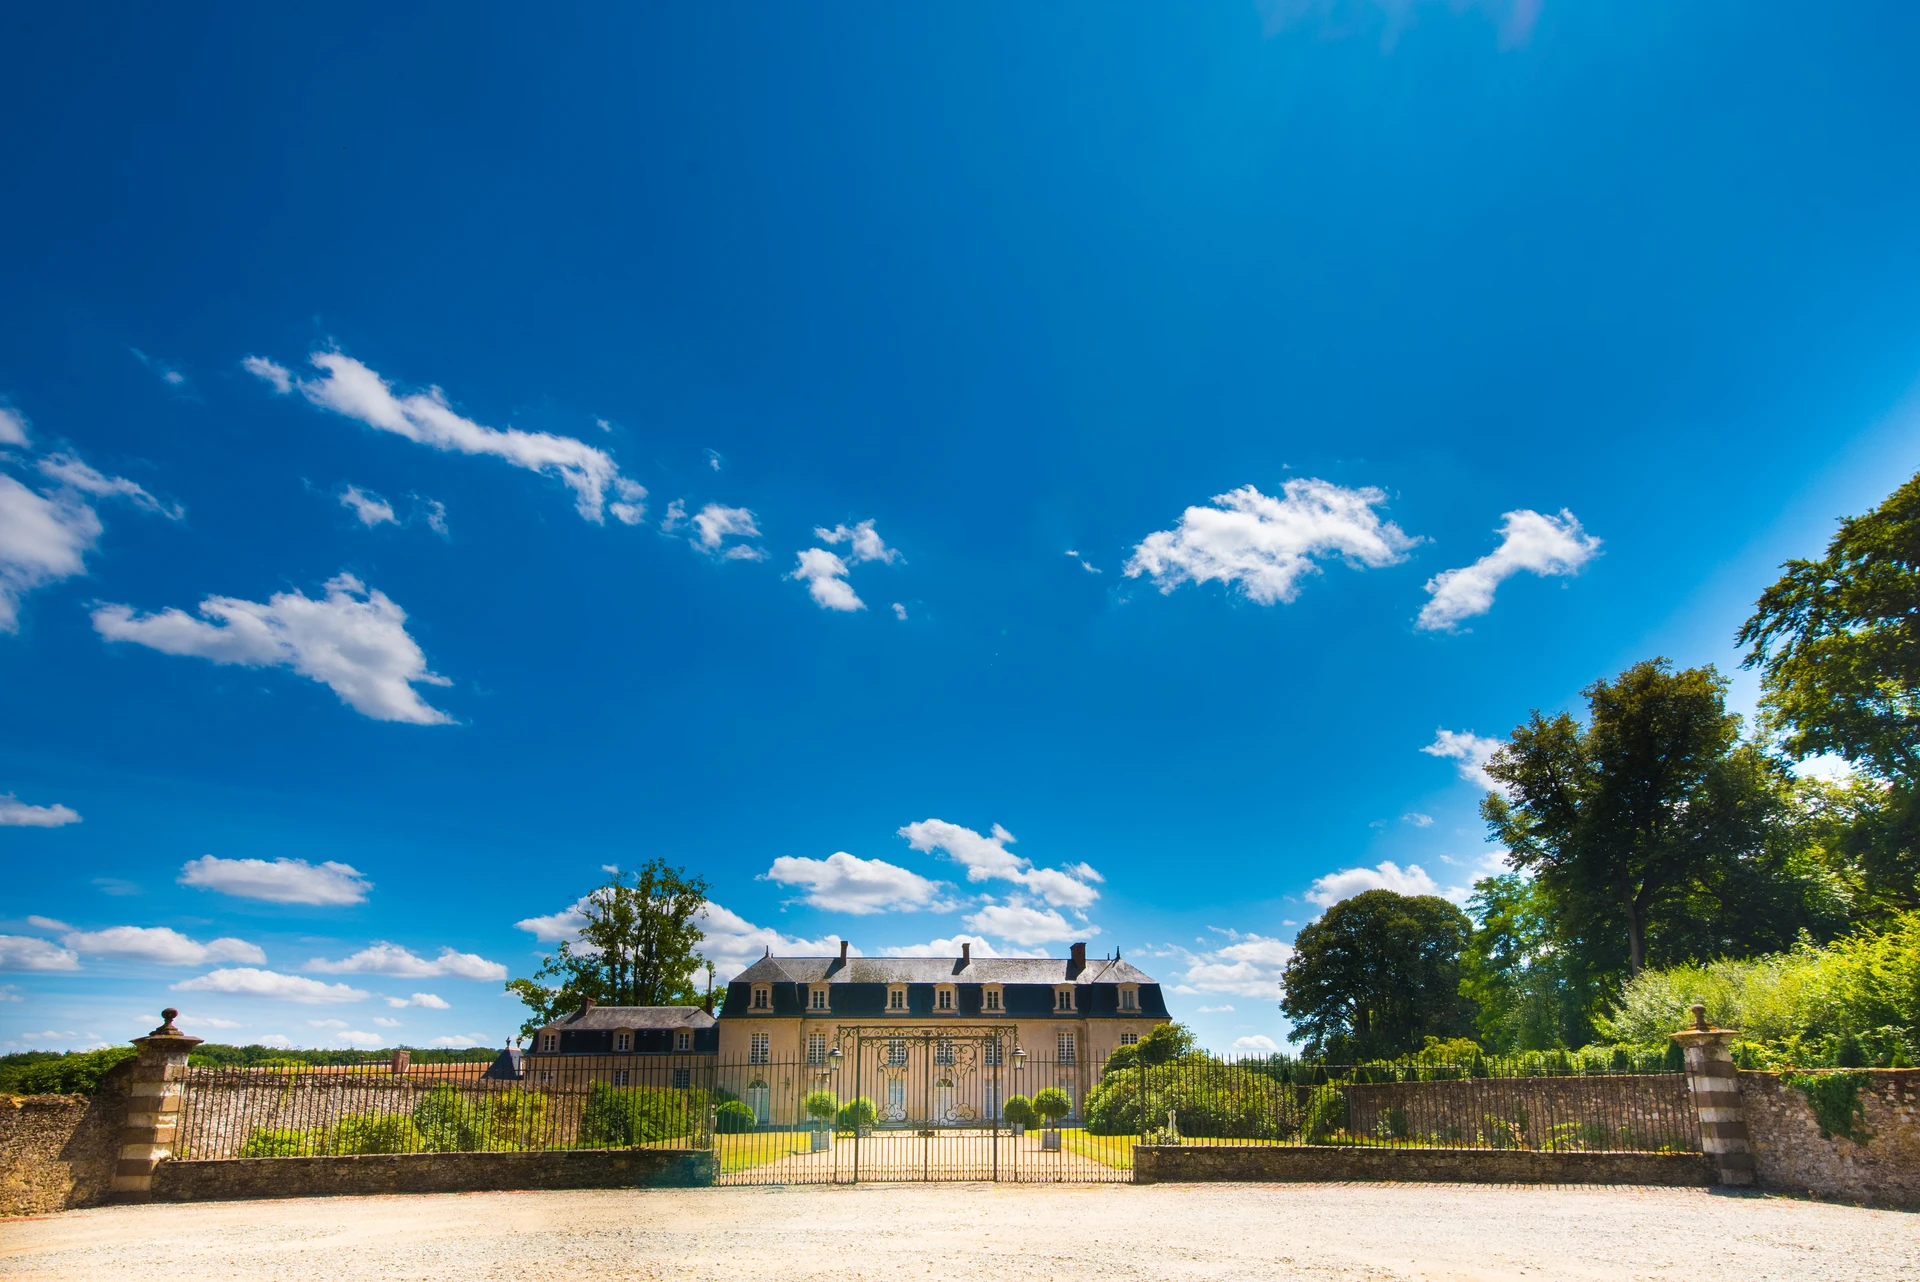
[
  {"left": 0, "top": 406, "right": 30, "bottom": 447},
  {"left": 814, "top": 519, "right": 901, "bottom": 565},
  {"left": 0, "top": 985, "right": 21, "bottom": 1002},
  {"left": 172, "top": 968, "right": 369, "bottom": 1004},
  {"left": 514, "top": 896, "right": 850, "bottom": 984},
  {"left": 1196, "top": 1004, "right": 1235, "bottom": 1013},
  {"left": 418, "top": 497, "right": 449, "bottom": 537},
  {"left": 430, "top": 1034, "right": 489, "bottom": 1048},
  {"left": 131, "top": 348, "right": 187, "bottom": 387},
  {"left": 704, "top": 449, "right": 724, "bottom": 471},
  {"left": 94, "top": 573, "right": 453, "bottom": 724},
  {"left": 373, "top": 1016, "right": 402, "bottom": 1027},
  {"left": 265, "top": 351, "right": 643, "bottom": 523},
  {"left": 881, "top": 934, "right": 1014, "bottom": 958},
  {"left": 306, "top": 943, "right": 505, "bottom": 981},
  {"left": 513, "top": 898, "right": 590, "bottom": 943},
  {"left": 660, "top": 499, "right": 687, "bottom": 533},
  {"left": 36, "top": 455, "right": 181, "bottom": 518},
  {"left": 1306, "top": 860, "right": 1443, "bottom": 908},
  {"left": 307, "top": 1018, "right": 349, "bottom": 1029},
  {"left": 333, "top": 1029, "right": 383, "bottom": 1048},
  {"left": 241, "top": 355, "right": 292, "bottom": 394},
  {"left": 1417, "top": 508, "right": 1601, "bottom": 631},
  {"left": 791, "top": 548, "right": 862, "bottom": 611},
  {"left": 0, "top": 794, "right": 81, "bottom": 827},
  {"left": 1422, "top": 729, "right": 1504, "bottom": 791},
  {"left": 92, "top": 878, "right": 139, "bottom": 895},
  {"left": 338, "top": 485, "right": 397, "bottom": 528},
  {"left": 255, "top": 1033, "right": 294, "bottom": 1049},
  {"left": 1065, "top": 550, "right": 1102, "bottom": 574},
  {"left": 0, "top": 935, "right": 80, "bottom": 971},
  {"left": 1231, "top": 1035, "right": 1281, "bottom": 1055},
  {"left": 385, "top": 992, "right": 449, "bottom": 1009},
  {"left": 899, "top": 819, "right": 1102, "bottom": 909},
  {"left": 1164, "top": 928, "right": 1294, "bottom": 999},
  {"left": 1402, "top": 812, "right": 1434, "bottom": 828},
  {"left": 186, "top": 1016, "right": 242, "bottom": 1029},
  {"left": 690, "top": 503, "right": 765, "bottom": 559},
  {"left": 26, "top": 916, "right": 71, "bottom": 931},
  {"left": 764, "top": 851, "right": 950, "bottom": 915},
  {"left": 62, "top": 926, "right": 265, "bottom": 966},
  {"left": 1125, "top": 479, "right": 1420, "bottom": 605},
  {"left": 963, "top": 902, "right": 1089, "bottom": 947},
  {"left": 178, "top": 855, "right": 371, "bottom": 906},
  {"left": 892, "top": 602, "right": 906, "bottom": 620}
]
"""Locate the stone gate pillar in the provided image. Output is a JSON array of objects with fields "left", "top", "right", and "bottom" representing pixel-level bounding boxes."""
[
  {"left": 110, "top": 1008, "right": 203, "bottom": 1203},
  {"left": 1670, "top": 1004, "right": 1753, "bottom": 1187}
]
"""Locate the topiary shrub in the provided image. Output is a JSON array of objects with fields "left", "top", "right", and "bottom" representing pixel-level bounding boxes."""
[
  {"left": 1032, "top": 1087, "right": 1071, "bottom": 1128},
  {"left": 835, "top": 1096, "right": 876, "bottom": 1133},
  {"left": 803, "top": 1090, "right": 838, "bottom": 1127},
  {"left": 714, "top": 1099, "right": 757, "bottom": 1133},
  {"left": 1002, "top": 1094, "right": 1036, "bottom": 1129}
]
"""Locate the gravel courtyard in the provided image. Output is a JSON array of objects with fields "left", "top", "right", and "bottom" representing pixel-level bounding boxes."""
[{"left": 1, "top": 1182, "right": 1910, "bottom": 1281}]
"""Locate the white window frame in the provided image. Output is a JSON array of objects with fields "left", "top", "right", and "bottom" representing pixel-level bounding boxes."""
[
  {"left": 675, "top": 1031, "right": 691, "bottom": 1051},
  {"left": 888, "top": 987, "right": 907, "bottom": 1011},
  {"left": 810, "top": 987, "right": 829, "bottom": 1012},
  {"left": 1055, "top": 988, "right": 1074, "bottom": 1012},
  {"left": 935, "top": 987, "right": 954, "bottom": 1012},
  {"left": 672, "top": 1067, "right": 691, "bottom": 1089},
  {"left": 615, "top": 1031, "right": 632, "bottom": 1052},
  {"left": 985, "top": 1039, "right": 1003, "bottom": 1066},
  {"left": 887, "top": 1037, "right": 908, "bottom": 1066},
  {"left": 808, "top": 1032, "right": 828, "bottom": 1066},
  {"left": 1119, "top": 1032, "right": 1140, "bottom": 1046},
  {"left": 1057, "top": 1030, "right": 1076, "bottom": 1064},
  {"left": 983, "top": 987, "right": 1002, "bottom": 1012},
  {"left": 751, "top": 985, "right": 771, "bottom": 1011},
  {"left": 612, "top": 1069, "right": 630, "bottom": 1086},
  {"left": 750, "top": 1032, "right": 770, "bottom": 1065},
  {"left": 935, "top": 1038, "right": 954, "bottom": 1066},
  {"left": 1119, "top": 987, "right": 1138, "bottom": 1012},
  {"left": 540, "top": 1033, "right": 557, "bottom": 1053}
]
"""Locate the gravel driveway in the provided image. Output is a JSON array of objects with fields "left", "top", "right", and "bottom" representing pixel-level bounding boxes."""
[{"left": 2, "top": 1182, "right": 1910, "bottom": 1281}]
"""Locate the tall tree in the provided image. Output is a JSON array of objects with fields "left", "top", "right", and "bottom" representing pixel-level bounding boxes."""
[
  {"left": 1482, "top": 658, "right": 1838, "bottom": 984},
  {"left": 1279, "top": 889, "right": 1476, "bottom": 1061},
  {"left": 506, "top": 860, "right": 711, "bottom": 1037},
  {"left": 1740, "top": 471, "right": 1920, "bottom": 908}
]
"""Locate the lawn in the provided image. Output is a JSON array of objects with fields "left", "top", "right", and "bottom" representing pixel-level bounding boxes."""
[
  {"left": 1058, "top": 1130, "right": 1136, "bottom": 1169},
  {"left": 713, "top": 1131, "right": 818, "bottom": 1173}
]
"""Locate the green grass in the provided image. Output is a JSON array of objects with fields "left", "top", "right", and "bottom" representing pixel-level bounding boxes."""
[
  {"left": 1058, "top": 1129, "right": 1136, "bottom": 1169},
  {"left": 713, "top": 1131, "right": 818, "bottom": 1173}
]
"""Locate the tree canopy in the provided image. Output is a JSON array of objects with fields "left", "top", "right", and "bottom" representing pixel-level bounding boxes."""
[
  {"left": 1279, "top": 889, "right": 1475, "bottom": 1060},
  {"left": 506, "top": 860, "right": 711, "bottom": 1037}
]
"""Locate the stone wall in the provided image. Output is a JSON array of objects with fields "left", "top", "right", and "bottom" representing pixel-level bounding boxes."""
[
  {"left": 0, "top": 1065, "right": 130, "bottom": 1216},
  {"left": 1742, "top": 1069, "right": 1920, "bottom": 1209},
  {"left": 1346, "top": 1075, "right": 1697, "bottom": 1151},
  {"left": 1132, "top": 1143, "right": 1712, "bottom": 1186},
  {"left": 151, "top": 1147, "right": 714, "bottom": 1201}
]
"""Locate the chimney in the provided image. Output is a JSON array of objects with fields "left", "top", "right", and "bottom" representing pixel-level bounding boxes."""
[
  {"left": 581, "top": 995, "right": 595, "bottom": 1015},
  {"left": 390, "top": 1048, "right": 411, "bottom": 1076},
  {"left": 839, "top": 939, "right": 850, "bottom": 963},
  {"left": 1069, "top": 941, "right": 1087, "bottom": 976},
  {"left": 961, "top": 941, "right": 971, "bottom": 965}
]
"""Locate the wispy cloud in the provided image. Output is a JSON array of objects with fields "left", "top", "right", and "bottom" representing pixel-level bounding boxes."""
[
  {"left": 1159, "top": 927, "right": 1293, "bottom": 999},
  {"left": 62, "top": 926, "right": 264, "bottom": 966},
  {"left": 1417, "top": 509, "right": 1600, "bottom": 632},
  {"left": 172, "top": 967, "right": 369, "bottom": 1004},
  {"left": 1126, "top": 479, "right": 1420, "bottom": 605},
  {"left": 1422, "top": 729, "right": 1504, "bottom": 791},
  {"left": 338, "top": 485, "right": 397, "bottom": 528},
  {"left": 130, "top": 348, "right": 187, "bottom": 387},
  {"left": 688, "top": 503, "right": 765, "bottom": 560},
  {"left": 763, "top": 851, "right": 952, "bottom": 915},
  {"left": 306, "top": 943, "right": 505, "bottom": 981},
  {"left": 899, "top": 819, "right": 1102, "bottom": 908},
  {"left": 252, "top": 351, "right": 645, "bottom": 524},
  {"left": 385, "top": 992, "right": 449, "bottom": 1009},
  {"left": 0, "top": 935, "right": 80, "bottom": 971},
  {"left": 178, "top": 855, "right": 371, "bottom": 906},
  {"left": 0, "top": 794, "right": 81, "bottom": 827},
  {"left": 94, "top": 573, "right": 454, "bottom": 724}
]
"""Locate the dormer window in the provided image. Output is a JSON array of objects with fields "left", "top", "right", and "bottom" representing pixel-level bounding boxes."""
[
  {"left": 1055, "top": 988, "right": 1075, "bottom": 1013},
  {"left": 935, "top": 987, "right": 954, "bottom": 1012},
  {"left": 1119, "top": 987, "right": 1138, "bottom": 1012},
  {"left": 888, "top": 986, "right": 907, "bottom": 1011},
  {"left": 675, "top": 1031, "right": 691, "bottom": 1051},
  {"left": 983, "top": 988, "right": 1002, "bottom": 1012},
  {"left": 540, "top": 1032, "right": 557, "bottom": 1053},
  {"left": 810, "top": 987, "right": 828, "bottom": 1012},
  {"left": 615, "top": 1031, "right": 632, "bottom": 1052},
  {"left": 752, "top": 985, "right": 771, "bottom": 1011}
]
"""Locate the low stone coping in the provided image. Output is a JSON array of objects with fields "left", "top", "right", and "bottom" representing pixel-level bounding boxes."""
[
  {"left": 151, "top": 1147, "right": 715, "bottom": 1202},
  {"left": 1132, "top": 1144, "right": 1713, "bottom": 1186}
]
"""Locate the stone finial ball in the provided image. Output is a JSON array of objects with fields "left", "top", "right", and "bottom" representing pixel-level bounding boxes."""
[
  {"left": 162, "top": 1007, "right": 179, "bottom": 1022},
  {"left": 1690, "top": 1003, "right": 1707, "bottom": 1030}
]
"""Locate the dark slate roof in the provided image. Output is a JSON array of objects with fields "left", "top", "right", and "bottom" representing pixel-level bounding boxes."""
[
  {"left": 546, "top": 1005, "right": 717, "bottom": 1031},
  {"left": 484, "top": 1046, "right": 524, "bottom": 1080},
  {"left": 731, "top": 954, "right": 1157, "bottom": 985}
]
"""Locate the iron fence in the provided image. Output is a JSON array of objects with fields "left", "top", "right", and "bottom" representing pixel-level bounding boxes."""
[{"left": 174, "top": 1049, "right": 1699, "bottom": 1178}]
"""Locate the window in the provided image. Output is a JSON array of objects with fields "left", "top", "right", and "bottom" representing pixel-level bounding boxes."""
[
  {"left": 1057, "top": 1031, "right": 1076, "bottom": 1064},
  {"left": 1055, "top": 989, "right": 1074, "bottom": 1012},
  {"left": 538, "top": 1071, "right": 554, "bottom": 1083},
  {"left": 747, "top": 1080, "right": 770, "bottom": 1124},
  {"left": 936, "top": 988, "right": 953, "bottom": 1011},
  {"left": 675, "top": 1031, "right": 691, "bottom": 1051},
  {"left": 810, "top": 987, "right": 828, "bottom": 1011},
  {"left": 540, "top": 1033, "right": 557, "bottom": 1053},
  {"left": 888, "top": 988, "right": 906, "bottom": 1011},
  {"left": 613, "top": 1069, "right": 629, "bottom": 1086},
  {"left": 1119, "top": 1032, "right": 1140, "bottom": 1046},
  {"left": 985, "top": 1040, "right": 1003, "bottom": 1066},
  {"left": 887, "top": 1038, "right": 908, "bottom": 1066},
  {"left": 615, "top": 1031, "right": 632, "bottom": 1052},
  {"left": 751, "top": 986, "right": 770, "bottom": 1010},
  {"left": 750, "top": 1032, "right": 770, "bottom": 1065},
  {"left": 935, "top": 1038, "right": 954, "bottom": 1066},
  {"left": 672, "top": 1068, "right": 690, "bottom": 1089},
  {"left": 983, "top": 989, "right": 1001, "bottom": 1011},
  {"left": 1120, "top": 988, "right": 1138, "bottom": 1011},
  {"left": 808, "top": 1032, "right": 828, "bottom": 1066}
]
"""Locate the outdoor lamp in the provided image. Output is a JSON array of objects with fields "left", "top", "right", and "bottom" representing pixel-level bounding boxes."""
[
  {"left": 1012, "top": 1045, "right": 1026, "bottom": 1070},
  {"left": 827, "top": 1046, "right": 842, "bottom": 1072}
]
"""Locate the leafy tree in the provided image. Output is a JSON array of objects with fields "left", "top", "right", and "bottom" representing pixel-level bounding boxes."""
[
  {"left": 1102, "top": 1021, "right": 1196, "bottom": 1074},
  {"left": 835, "top": 1096, "right": 877, "bottom": 1132},
  {"left": 1741, "top": 478, "right": 1920, "bottom": 909},
  {"left": 1280, "top": 889, "right": 1476, "bottom": 1060},
  {"left": 1002, "top": 1094, "right": 1036, "bottom": 1128},
  {"left": 507, "top": 860, "right": 711, "bottom": 1036},
  {"left": 802, "top": 1090, "right": 838, "bottom": 1128},
  {"left": 1460, "top": 873, "right": 1605, "bottom": 1052},
  {"left": 1031, "top": 1086, "right": 1072, "bottom": 1127},
  {"left": 0, "top": 1046, "right": 136, "bottom": 1095},
  {"left": 1483, "top": 659, "right": 1831, "bottom": 978}
]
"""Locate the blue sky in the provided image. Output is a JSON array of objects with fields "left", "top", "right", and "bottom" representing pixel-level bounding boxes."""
[{"left": 5, "top": 3, "right": 1920, "bottom": 1056}]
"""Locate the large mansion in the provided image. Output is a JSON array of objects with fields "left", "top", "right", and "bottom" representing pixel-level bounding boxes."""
[{"left": 522, "top": 940, "right": 1168, "bottom": 1125}]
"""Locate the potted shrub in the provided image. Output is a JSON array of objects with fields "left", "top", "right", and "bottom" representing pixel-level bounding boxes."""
[
  {"left": 803, "top": 1090, "right": 837, "bottom": 1151},
  {"left": 1033, "top": 1087, "right": 1071, "bottom": 1151},
  {"left": 1003, "top": 1093, "right": 1035, "bottom": 1137},
  {"left": 835, "top": 1095, "right": 877, "bottom": 1138},
  {"left": 714, "top": 1099, "right": 757, "bottom": 1134}
]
